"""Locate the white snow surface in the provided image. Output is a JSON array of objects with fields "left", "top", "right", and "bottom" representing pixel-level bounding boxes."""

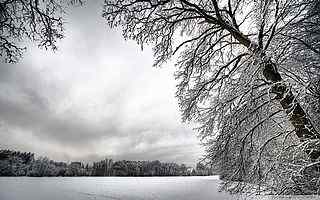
[{"left": 0, "top": 176, "right": 318, "bottom": 200}]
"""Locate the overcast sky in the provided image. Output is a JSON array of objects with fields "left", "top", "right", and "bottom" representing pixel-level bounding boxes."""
[{"left": 0, "top": 1, "right": 203, "bottom": 166}]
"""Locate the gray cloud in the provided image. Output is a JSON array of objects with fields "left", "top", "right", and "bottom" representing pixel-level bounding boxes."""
[{"left": 0, "top": 1, "right": 202, "bottom": 166}]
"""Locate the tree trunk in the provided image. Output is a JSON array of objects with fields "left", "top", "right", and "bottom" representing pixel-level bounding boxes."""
[
  {"left": 209, "top": 11, "right": 320, "bottom": 160},
  {"left": 261, "top": 58, "right": 320, "bottom": 160}
]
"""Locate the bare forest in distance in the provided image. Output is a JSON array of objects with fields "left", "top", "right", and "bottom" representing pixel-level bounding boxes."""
[{"left": 0, "top": 149, "right": 213, "bottom": 177}]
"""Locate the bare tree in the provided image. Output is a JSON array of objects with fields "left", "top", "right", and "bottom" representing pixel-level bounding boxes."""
[
  {"left": 103, "top": 0, "right": 320, "bottom": 194},
  {"left": 0, "top": 0, "right": 83, "bottom": 63}
]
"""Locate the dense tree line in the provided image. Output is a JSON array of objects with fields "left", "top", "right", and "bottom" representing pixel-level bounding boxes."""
[
  {"left": 0, "top": 149, "right": 34, "bottom": 176},
  {"left": 0, "top": 149, "right": 213, "bottom": 177}
]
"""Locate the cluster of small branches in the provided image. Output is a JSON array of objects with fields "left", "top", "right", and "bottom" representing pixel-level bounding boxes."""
[{"left": 0, "top": 0, "right": 84, "bottom": 63}]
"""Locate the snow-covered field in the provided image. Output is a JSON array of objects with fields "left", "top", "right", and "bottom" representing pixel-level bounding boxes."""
[{"left": 0, "top": 176, "right": 318, "bottom": 200}]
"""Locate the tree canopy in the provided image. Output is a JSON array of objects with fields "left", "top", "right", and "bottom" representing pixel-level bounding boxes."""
[{"left": 103, "top": 0, "right": 320, "bottom": 194}]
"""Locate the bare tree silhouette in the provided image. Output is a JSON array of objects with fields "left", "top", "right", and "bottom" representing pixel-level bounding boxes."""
[{"left": 0, "top": 0, "right": 83, "bottom": 63}]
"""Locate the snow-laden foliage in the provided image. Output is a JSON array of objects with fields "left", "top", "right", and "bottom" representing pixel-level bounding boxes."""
[{"left": 103, "top": 0, "right": 320, "bottom": 194}]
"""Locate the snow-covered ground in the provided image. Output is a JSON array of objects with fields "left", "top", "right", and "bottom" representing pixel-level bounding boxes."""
[{"left": 0, "top": 176, "right": 318, "bottom": 200}]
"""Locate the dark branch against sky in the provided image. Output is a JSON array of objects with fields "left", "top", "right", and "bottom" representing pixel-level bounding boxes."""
[{"left": 0, "top": 1, "right": 202, "bottom": 166}]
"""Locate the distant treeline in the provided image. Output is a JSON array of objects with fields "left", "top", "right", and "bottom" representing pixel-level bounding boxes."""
[{"left": 0, "top": 149, "right": 214, "bottom": 177}]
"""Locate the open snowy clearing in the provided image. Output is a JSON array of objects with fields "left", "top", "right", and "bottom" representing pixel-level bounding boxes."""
[{"left": 0, "top": 176, "right": 318, "bottom": 200}]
